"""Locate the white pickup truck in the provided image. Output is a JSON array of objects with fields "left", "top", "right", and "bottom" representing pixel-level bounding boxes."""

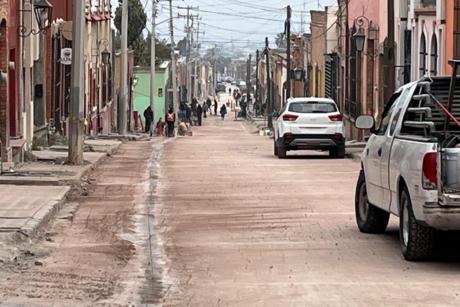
[{"left": 355, "top": 76, "right": 460, "bottom": 261}]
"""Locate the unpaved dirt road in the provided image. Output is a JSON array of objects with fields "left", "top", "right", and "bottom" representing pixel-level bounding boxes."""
[
  {"left": 0, "top": 140, "right": 165, "bottom": 306},
  {"left": 156, "top": 115, "right": 460, "bottom": 306},
  {"left": 1, "top": 111, "right": 460, "bottom": 306}
]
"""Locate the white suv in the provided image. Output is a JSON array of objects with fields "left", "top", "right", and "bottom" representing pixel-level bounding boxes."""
[{"left": 274, "top": 97, "right": 346, "bottom": 159}]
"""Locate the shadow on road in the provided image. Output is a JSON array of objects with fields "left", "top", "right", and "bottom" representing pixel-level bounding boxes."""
[{"left": 381, "top": 228, "right": 460, "bottom": 263}]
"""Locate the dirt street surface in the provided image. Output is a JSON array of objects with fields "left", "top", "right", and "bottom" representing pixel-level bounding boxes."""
[
  {"left": 1, "top": 113, "right": 460, "bottom": 306},
  {"left": 0, "top": 141, "right": 163, "bottom": 306},
  {"left": 157, "top": 115, "right": 460, "bottom": 306}
]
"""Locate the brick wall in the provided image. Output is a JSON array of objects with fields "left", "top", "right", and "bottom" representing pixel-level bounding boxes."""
[
  {"left": 45, "top": 30, "right": 52, "bottom": 122},
  {"left": 0, "top": 18, "right": 10, "bottom": 160}
]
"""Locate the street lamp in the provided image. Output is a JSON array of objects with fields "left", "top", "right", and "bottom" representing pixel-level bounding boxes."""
[
  {"left": 18, "top": 0, "right": 53, "bottom": 37},
  {"left": 293, "top": 68, "right": 304, "bottom": 81},
  {"left": 353, "top": 28, "right": 366, "bottom": 52},
  {"left": 99, "top": 38, "right": 111, "bottom": 65}
]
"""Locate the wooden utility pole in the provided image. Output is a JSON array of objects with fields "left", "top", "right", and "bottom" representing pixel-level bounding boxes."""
[
  {"left": 247, "top": 53, "right": 251, "bottom": 100},
  {"left": 265, "top": 37, "right": 272, "bottom": 129},
  {"left": 285, "top": 5, "right": 291, "bottom": 101},
  {"left": 68, "top": 0, "right": 85, "bottom": 164},
  {"left": 256, "top": 49, "right": 259, "bottom": 116},
  {"left": 387, "top": 0, "right": 395, "bottom": 98}
]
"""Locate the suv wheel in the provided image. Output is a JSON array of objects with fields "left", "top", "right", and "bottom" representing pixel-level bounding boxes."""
[
  {"left": 274, "top": 138, "right": 279, "bottom": 156},
  {"left": 355, "top": 170, "right": 390, "bottom": 233},
  {"left": 278, "top": 145, "right": 287, "bottom": 159},
  {"left": 399, "top": 187, "right": 435, "bottom": 261},
  {"left": 329, "top": 147, "right": 345, "bottom": 158}
]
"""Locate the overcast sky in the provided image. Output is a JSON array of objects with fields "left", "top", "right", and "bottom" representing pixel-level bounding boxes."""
[{"left": 111, "top": 0, "right": 337, "bottom": 50}]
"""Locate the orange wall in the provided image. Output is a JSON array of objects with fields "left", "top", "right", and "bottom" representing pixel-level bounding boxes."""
[{"left": 446, "top": 0, "right": 454, "bottom": 74}]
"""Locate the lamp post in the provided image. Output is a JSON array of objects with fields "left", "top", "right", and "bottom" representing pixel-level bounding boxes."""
[
  {"left": 18, "top": 0, "right": 53, "bottom": 37},
  {"left": 96, "top": 38, "right": 111, "bottom": 134},
  {"left": 353, "top": 16, "right": 379, "bottom": 116}
]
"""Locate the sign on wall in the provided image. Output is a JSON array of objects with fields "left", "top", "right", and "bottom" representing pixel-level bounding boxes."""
[
  {"left": 61, "top": 48, "right": 72, "bottom": 65},
  {"left": 158, "top": 88, "right": 163, "bottom": 97}
]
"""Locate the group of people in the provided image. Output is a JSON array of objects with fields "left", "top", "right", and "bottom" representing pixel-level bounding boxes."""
[{"left": 142, "top": 96, "right": 229, "bottom": 137}]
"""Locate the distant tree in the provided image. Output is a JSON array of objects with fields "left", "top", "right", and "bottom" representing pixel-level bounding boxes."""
[
  {"left": 275, "top": 32, "right": 286, "bottom": 48},
  {"left": 144, "top": 33, "right": 171, "bottom": 66},
  {"left": 177, "top": 37, "right": 187, "bottom": 56},
  {"left": 114, "top": 0, "right": 147, "bottom": 66}
]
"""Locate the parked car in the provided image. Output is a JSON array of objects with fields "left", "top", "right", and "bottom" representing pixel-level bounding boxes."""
[
  {"left": 215, "top": 83, "right": 226, "bottom": 94},
  {"left": 238, "top": 81, "right": 247, "bottom": 93},
  {"left": 354, "top": 76, "right": 460, "bottom": 261},
  {"left": 231, "top": 80, "right": 237, "bottom": 85},
  {"left": 274, "top": 97, "right": 345, "bottom": 159}
]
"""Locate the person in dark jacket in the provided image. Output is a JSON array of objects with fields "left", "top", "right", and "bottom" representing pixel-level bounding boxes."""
[
  {"left": 220, "top": 104, "right": 227, "bottom": 120},
  {"left": 214, "top": 98, "right": 218, "bottom": 116},
  {"left": 207, "top": 98, "right": 212, "bottom": 115},
  {"left": 166, "top": 108, "right": 175, "bottom": 137},
  {"left": 143, "top": 106, "right": 154, "bottom": 134},
  {"left": 197, "top": 104, "right": 203, "bottom": 126}
]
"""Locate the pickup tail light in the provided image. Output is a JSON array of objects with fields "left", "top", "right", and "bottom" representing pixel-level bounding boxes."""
[
  {"left": 283, "top": 114, "right": 298, "bottom": 122},
  {"left": 422, "top": 153, "right": 437, "bottom": 190},
  {"left": 329, "top": 114, "right": 343, "bottom": 122}
]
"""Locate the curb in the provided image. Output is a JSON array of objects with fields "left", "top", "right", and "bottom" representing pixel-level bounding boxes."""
[
  {"left": 6, "top": 141, "right": 124, "bottom": 245},
  {"left": 20, "top": 188, "right": 70, "bottom": 238}
]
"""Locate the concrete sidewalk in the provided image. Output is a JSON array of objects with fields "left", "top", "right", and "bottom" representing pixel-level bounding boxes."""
[{"left": 0, "top": 137, "right": 129, "bottom": 243}]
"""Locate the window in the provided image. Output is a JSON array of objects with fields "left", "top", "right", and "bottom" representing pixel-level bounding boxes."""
[
  {"left": 430, "top": 34, "right": 438, "bottom": 76},
  {"left": 419, "top": 32, "right": 427, "bottom": 78},
  {"left": 288, "top": 101, "right": 337, "bottom": 113},
  {"left": 378, "top": 91, "right": 402, "bottom": 135}
]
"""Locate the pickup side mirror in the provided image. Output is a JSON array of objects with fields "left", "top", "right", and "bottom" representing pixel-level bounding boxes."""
[{"left": 355, "top": 115, "right": 375, "bottom": 130}]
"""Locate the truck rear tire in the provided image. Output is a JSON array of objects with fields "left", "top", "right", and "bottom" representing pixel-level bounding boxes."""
[
  {"left": 355, "top": 170, "right": 390, "bottom": 233},
  {"left": 278, "top": 145, "right": 287, "bottom": 159},
  {"left": 399, "top": 187, "right": 435, "bottom": 261}
]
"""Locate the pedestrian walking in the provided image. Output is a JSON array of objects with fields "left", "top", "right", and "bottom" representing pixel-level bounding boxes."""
[
  {"left": 197, "top": 104, "right": 203, "bottom": 126},
  {"left": 207, "top": 98, "right": 212, "bottom": 115},
  {"left": 143, "top": 106, "right": 154, "bottom": 135},
  {"left": 228, "top": 88, "right": 231, "bottom": 95},
  {"left": 214, "top": 98, "right": 218, "bottom": 116},
  {"left": 202, "top": 102, "right": 208, "bottom": 118},
  {"left": 156, "top": 117, "right": 164, "bottom": 136},
  {"left": 186, "top": 105, "right": 192, "bottom": 126},
  {"left": 166, "top": 108, "right": 175, "bottom": 137},
  {"left": 220, "top": 104, "right": 227, "bottom": 120}
]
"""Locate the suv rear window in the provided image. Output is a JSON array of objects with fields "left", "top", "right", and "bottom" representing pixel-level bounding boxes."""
[{"left": 288, "top": 102, "right": 337, "bottom": 113}]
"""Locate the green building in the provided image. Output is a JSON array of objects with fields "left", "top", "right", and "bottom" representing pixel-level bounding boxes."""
[{"left": 133, "top": 62, "right": 170, "bottom": 128}]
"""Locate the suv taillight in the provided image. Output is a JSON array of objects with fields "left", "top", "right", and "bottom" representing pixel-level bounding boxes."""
[
  {"left": 283, "top": 114, "right": 298, "bottom": 121},
  {"left": 328, "top": 114, "right": 343, "bottom": 122},
  {"left": 422, "top": 153, "right": 437, "bottom": 190}
]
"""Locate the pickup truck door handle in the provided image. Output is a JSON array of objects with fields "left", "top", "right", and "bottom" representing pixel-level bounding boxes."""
[{"left": 378, "top": 148, "right": 382, "bottom": 157}]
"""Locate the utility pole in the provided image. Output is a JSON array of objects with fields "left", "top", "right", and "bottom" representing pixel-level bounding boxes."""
[
  {"left": 247, "top": 53, "right": 251, "bottom": 102},
  {"left": 387, "top": 0, "right": 395, "bottom": 101},
  {"left": 265, "top": 37, "right": 272, "bottom": 129},
  {"left": 256, "top": 49, "right": 259, "bottom": 116},
  {"left": 178, "top": 6, "right": 198, "bottom": 104},
  {"left": 194, "top": 20, "right": 204, "bottom": 100},
  {"left": 150, "top": 0, "right": 157, "bottom": 133},
  {"left": 119, "top": 0, "right": 128, "bottom": 134},
  {"left": 68, "top": 0, "right": 85, "bottom": 164},
  {"left": 285, "top": 5, "right": 291, "bottom": 101},
  {"left": 169, "top": 0, "right": 178, "bottom": 116}
]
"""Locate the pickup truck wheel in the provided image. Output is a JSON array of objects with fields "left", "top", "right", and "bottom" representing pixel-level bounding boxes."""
[
  {"left": 355, "top": 170, "right": 390, "bottom": 233},
  {"left": 278, "top": 145, "right": 287, "bottom": 159},
  {"left": 274, "top": 138, "right": 279, "bottom": 156},
  {"left": 399, "top": 187, "right": 435, "bottom": 261}
]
